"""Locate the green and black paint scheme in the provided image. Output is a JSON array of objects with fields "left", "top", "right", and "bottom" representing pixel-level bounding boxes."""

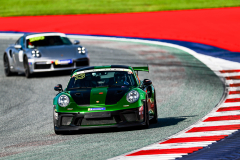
[{"left": 53, "top": 65, "right": 157, "bottom": 134}]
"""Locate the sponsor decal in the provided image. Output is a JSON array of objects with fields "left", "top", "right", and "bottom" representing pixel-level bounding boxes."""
[
  {"left": 55, "top": 59, "right": 72, "bottom": 65},
  {"left": 75, "top": 73, "right": 85, "bottom": 80},
  {"left": 74, "top": 68, "right": 133, "bottom": 76},
  {"left": 29, "top": 36, "right": 45, "bottom": 42},
  {"left": 88, "top": 107, "right": 105, "bottom": 111}
]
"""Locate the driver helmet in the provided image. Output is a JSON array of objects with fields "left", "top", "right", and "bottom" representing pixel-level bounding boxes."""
[{"left": 114, "top": 72, "right": 127, "bottom": 82}]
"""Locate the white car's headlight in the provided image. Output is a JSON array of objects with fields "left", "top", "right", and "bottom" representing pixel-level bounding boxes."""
[
  {"left": 77, "top": 47, "right": 86, "bottom": 54},
  {"left": 31, "top": 49, "right": 41, "bottom": 57},
  {"left": 126, "top": 90, "right": 139, "bottom": 103},
  {"left": 58, "top": 95, "right": 70, "bottom": 107}
]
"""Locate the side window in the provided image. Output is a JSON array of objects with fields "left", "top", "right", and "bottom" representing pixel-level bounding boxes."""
[
  {"left": 15, "top": 38, "right": 20, "bottom": 45},
  {"left": 19, "top": 37, "right": 25, "bottom": 48}
]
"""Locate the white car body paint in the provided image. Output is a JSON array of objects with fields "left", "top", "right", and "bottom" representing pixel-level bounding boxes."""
[{"left": 18, "top": 50, "right": 23, "bottom": 62}]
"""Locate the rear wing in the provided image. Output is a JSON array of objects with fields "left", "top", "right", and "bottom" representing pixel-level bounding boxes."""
[{"left": 132, "top": 66, "right": 149, "bottom": 75}]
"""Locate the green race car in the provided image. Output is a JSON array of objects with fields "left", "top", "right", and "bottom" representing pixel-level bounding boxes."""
[{"left": 53, "top": 65, "right": 158, "bottom": 134}]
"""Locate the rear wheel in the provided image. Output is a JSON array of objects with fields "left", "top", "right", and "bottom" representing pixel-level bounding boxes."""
[
  {"left": 150, "top": 90, "right": 158, "bottom": 124},
  {"left": 143, "top": 99, "right": 150, "bottom": 129},
  {"left": 3, "top": 54, "right": 12, "bottom": 76},
  {"left": 24, "top": 56, "right": 31, "bottom": 78}
]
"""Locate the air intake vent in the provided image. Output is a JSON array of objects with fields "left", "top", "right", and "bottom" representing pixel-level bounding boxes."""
[
  {"left": 61, "top": 117, "right": 73, "bottom": 126},
  {"left": 81, "top": 117, "right": 116, "bottom": 126},
  {"left": 123, "top": 113, "right": 138, "bottom": 122}
]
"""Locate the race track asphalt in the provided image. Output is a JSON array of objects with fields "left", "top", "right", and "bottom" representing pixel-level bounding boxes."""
[{"left": 0, "top": 36, "right": 223, "bottom": 160}]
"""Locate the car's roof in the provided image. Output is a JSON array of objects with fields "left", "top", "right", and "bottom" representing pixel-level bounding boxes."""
[
  {"left": 25, "top": 32, "right": 66, "bottom": 39},
  {"left": 72, "top": 65, "right": 132, "bottom": 74}
]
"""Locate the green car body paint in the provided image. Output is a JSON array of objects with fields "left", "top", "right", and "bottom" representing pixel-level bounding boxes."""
[{"left": 53, "top": 65, "right": 157, "bottom": 134}]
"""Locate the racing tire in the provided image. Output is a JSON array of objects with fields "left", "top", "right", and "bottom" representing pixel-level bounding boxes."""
[
  {"left": 150, "top": 90, "right": 158, "bottom": 124},
  {"left": 24, "top": 56, "right": 31, "bottom": 78},
  {"left": 143, "top": 98, "right": 150, "bottom": 129},
  {"left": 3, "top": 54, "right": 12, "bottom": 76}
]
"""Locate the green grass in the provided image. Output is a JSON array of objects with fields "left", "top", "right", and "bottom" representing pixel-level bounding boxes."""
[{"left": 0, "top": 0, "right": 239, "bottom": 17}]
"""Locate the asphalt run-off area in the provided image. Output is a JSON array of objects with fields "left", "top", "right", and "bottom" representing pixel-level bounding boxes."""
[{"left": 1, "top": 7, "right": 240, "bottom": 160}]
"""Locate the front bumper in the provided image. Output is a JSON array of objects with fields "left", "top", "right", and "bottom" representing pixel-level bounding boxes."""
[
  {"left": 54, "top": 108, "right": 145, "bottom": 131},
  {"left": 28, "top": 58, "right": 89, "bottom": 73}
]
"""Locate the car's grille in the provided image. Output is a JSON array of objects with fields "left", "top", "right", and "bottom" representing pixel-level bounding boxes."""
[
  {"left": 34, "top": 64, "right": 51, "bottom": 69},
  {"left": 123, "top": 113, "right": 138, "bottom": 122},
  {"left": 81, "top": 117, "right": 116, "bottom": 126},
  {"left": 54, "top": 63, "right": 74, "bottom": 68},
  {"left": 61, "top": 117, "right": 73, "bottom": 126},
  {"left": 76, "top": 58, "right": 89, "bottom": 67}
]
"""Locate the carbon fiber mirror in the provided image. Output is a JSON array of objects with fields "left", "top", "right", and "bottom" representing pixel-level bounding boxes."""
[
  {"left": 143, "top": 79, "right": 152, "bottom": 85},
  {"left": 54, "top": 84, "right": 63, "bottom": 92}
]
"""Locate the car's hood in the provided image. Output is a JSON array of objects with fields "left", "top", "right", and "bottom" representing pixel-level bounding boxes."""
[
  {"left": 69, "top": 87, "right": 133, "bottom": 106},
  {"left": 37, "top": 45, "right": 78, "bottom": 59}
]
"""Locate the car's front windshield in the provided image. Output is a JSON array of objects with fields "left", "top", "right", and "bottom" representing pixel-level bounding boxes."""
[
  {"left": 67, "top": 69, "right": 137, "bottom": 89},
  {"left": 26, "top": 35, "right": 72, "bottom": 48}
]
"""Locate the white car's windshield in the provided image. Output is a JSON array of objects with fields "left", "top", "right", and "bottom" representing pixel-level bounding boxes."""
[
  {"left": 26, "top": 36, "right": 72, "bottom": 48},
  {"left": 68, "top": 69, "right": 137, "bottom": 89}
]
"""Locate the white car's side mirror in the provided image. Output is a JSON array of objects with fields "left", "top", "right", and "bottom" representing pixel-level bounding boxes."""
[
  {"left": 73, "top": 40, "right": 80, "bottom": 45},
  {"left": 14, "top": 45, "right": 22, "bottom": 49}
]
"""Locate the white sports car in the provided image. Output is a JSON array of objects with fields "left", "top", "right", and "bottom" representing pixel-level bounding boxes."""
[{"left": 3, "top": 32, "right": 89, "bottom": 78}]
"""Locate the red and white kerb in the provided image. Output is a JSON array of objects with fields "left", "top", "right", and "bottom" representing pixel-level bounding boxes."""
[{"left": 111, "top": 69, "right": 240, "bottom": 160}]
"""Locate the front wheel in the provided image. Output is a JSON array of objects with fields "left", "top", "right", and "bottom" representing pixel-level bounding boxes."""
[
  {"left": 3, "top": 54, "right": 12, "bottom": 76},
  {"left": 24, "top": 56, "right": 31, "bottom": 78}
]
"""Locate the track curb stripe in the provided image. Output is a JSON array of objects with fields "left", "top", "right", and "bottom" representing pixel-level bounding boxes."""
[
  {"left": 159, "top": 135, "right": 228, "bottom": 144},
  {"left": 126, "top": 147, "right": 203, "bottom": 156},
  {"left": 203, "top": 115, "right": 240, "bottom": 121},
  {"left": 217, "top": 106, "right": 240, "bottom": 112}
]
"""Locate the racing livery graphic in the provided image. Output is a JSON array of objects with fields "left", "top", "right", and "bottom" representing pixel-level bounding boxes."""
[
  {"left": 3, "top": 32, "right": 89, "bottom": 78},
  {"left": 53, "top": 65, "right": 158, "bottom": 134}
]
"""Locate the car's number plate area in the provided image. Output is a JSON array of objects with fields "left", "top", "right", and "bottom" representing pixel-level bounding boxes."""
[
  {"left": 55, "top": 59, "right": 73, "bottom": 65},
  {"left": 84, "top": 112, "right": 111, "bottom": 119}
]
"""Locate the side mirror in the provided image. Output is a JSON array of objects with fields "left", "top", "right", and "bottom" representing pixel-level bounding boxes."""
[
  {"left": 54, "top": 84, "right": 63, "bottom": 92},
  {"left": 73, "top": 40, "right": 80, "bottom": 45},
  {"left": 143, "top": 79, "right": 152, "bottom": 86},
  {"left": 14, "top": 45, "right": 22, "bottom": 49}
]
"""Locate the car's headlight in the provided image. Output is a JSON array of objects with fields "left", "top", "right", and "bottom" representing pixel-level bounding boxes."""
[
  {"left": 58, "top": 95, "right": 70, "bottom": 107},
  {"left": 77, "top": 47, "right": 86, "bottom": 54},
  {"left": 126, "top": 90, "right": 139, "bottom": 103},
  {"left": 31, "top": 49, "right": 41, "bottom": 57}
]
